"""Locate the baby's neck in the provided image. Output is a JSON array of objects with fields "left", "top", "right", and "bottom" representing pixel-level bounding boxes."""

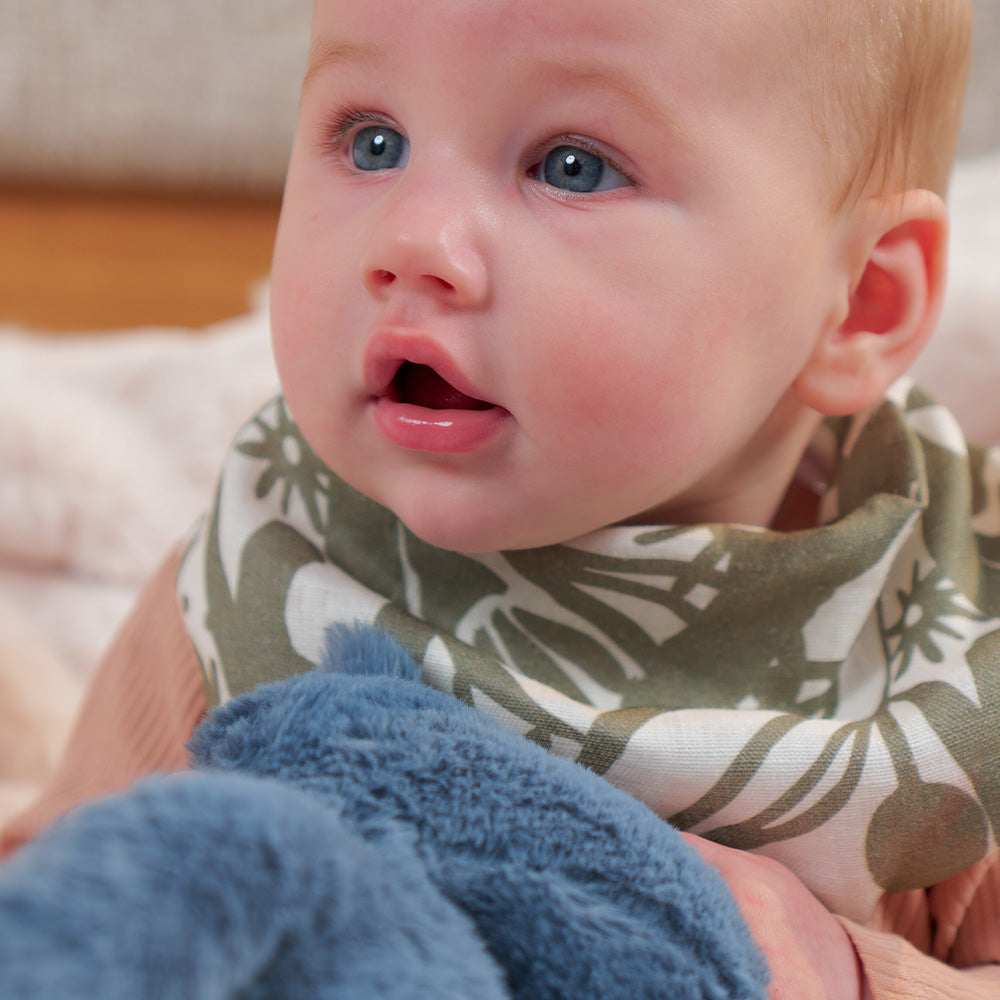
[
  {"left": 771, "top": 468, "right": 826, "bottom": 531},
  {"left": 631, "top": 407, "right": 828, "bottom": 533}
]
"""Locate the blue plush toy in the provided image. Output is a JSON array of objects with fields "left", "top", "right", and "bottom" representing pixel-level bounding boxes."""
[{"left": 0, "top": 626, "right": 769, "bottom": 999}]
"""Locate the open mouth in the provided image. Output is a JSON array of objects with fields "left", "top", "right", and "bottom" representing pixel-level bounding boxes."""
[
  {"left": 389, "top": 362, "right": 495, "bottom": 411},
  {"left": 367, "top": 347, "right": 509, "bottom": 453}
]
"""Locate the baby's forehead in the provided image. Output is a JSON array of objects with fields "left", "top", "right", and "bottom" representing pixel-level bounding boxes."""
[
  {"left": 312, "top": 0, "right": 815, "bottom": 88},
  {"left": 316, "top": 0, "right": 807, "bottom": 49},
  {"left": 308, "top": 0, "right": 834, "bottom": 185}
]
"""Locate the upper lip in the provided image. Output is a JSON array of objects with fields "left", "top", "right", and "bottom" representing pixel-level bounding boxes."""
[{"left": 362, "top": 329, "right": 498, "bottom": 408}]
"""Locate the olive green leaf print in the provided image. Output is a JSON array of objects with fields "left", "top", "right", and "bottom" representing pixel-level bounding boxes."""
[
  {"left": 179, "top": 383, "right": 1000, "bottom": 920},
  {"left": 864, "top": 709, "right": 989, "bottom": 891},
  {"left": 236, "top": 402, "right": 331, "bottom": 536},
  {"left": 880, "top": 560, "right": 988, "bottom": 685}
]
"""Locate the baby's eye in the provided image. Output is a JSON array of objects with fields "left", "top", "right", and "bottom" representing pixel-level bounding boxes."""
[
  {"left": 351, "top": 125, "right": 409, "bottom": 171},
  {"left": 536, "top": 145, "right": 629, "bottom": 193}
]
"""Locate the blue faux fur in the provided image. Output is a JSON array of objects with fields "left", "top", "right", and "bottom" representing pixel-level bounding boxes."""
[{"left": 0, "top": 625, "right": 769, "bottom": 999}]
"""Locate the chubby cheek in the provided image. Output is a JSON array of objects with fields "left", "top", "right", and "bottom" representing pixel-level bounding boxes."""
[
  {"left": 272, "top": 208, "right": 354, "bottom": 373},
  {"left": 510, "top": 262, "right": 726, "bottom": 483},
  {"left": 270, "top": 271, "right": 321, "bottom": 415},
  {"left": 269, "top": 248, "right": 354, "bottom": 471}
]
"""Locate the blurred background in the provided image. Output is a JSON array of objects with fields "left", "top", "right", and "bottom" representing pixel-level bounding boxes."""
[
  {"left": 0, "top": 0, "right": 998, "bottom": 333},
  {"left": 0, "top": 0, "right": 310, "bottom": 331}
]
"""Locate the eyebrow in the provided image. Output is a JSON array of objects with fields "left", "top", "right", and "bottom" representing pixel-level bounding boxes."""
[
  {"left": 540, "top": 59, "right": 690, "bottom": 145},
  {"left": 300, "top": 40, "right": 689, "bottom": 147},
  {"left": 301, "top": 39, "right": 386, "bottom": 90}
]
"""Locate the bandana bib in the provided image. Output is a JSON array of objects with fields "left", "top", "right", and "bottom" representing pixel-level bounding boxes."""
[{"left": 178, "top": 379, "right": 1000, "bottom": 921}]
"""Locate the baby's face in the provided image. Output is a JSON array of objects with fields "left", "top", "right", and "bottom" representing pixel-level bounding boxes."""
[{"left": 271, "top": 0, "right": 848, "bottom": 552}]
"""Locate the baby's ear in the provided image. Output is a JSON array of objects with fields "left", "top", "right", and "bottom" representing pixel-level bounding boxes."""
[{"left": 795, "top": 189, "right": 948, "bottom": 417}]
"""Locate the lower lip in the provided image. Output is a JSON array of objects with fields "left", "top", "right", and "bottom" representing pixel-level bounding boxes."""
[{"left": 371, "top": 398, "right": 510, "bottom": 454}]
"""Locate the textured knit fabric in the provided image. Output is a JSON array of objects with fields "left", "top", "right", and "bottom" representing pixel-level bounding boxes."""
[
  {"left": 0, "top": 550, "right": 202, "bottom": 857},
  {"left": 178, "top": 380, "right": 1000, "bottom": 923}
]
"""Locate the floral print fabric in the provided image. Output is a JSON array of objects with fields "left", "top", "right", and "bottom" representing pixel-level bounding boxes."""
[{"left": 178, "top": 379, "right": 1000, "bottom": 921}]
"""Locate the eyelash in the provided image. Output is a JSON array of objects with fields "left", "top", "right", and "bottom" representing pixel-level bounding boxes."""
[
  {"left": 317, "top": 107, "right": 637, "bottom": 190},
  {"left": 524, "top": 135, "right": 636, "bottom": 189},
  {"left": 318, "top": 107, "right": 399, "bottom": 160}
]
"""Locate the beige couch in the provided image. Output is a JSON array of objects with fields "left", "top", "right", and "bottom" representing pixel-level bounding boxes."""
[{"left": 0, "top": 1, "right": 310, "bottom": 194}]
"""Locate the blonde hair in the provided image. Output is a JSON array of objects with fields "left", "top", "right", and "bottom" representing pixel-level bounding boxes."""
[{"left": 800, "top": 0, "right": 973, "bottom": 206}]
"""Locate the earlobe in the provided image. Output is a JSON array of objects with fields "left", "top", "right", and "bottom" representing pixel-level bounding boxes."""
[{"left": 795, "top": 190, "right": 949, "bottom": 417}]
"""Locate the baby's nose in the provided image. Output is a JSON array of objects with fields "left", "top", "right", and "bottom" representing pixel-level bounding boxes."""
[{"left": 359, "top": 176, "right": 490, "bottom": 307}]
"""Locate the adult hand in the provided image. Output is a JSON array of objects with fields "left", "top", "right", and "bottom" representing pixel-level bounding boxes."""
[{"left": 682, "top": 834, "right": 866, "bottom": 1000}]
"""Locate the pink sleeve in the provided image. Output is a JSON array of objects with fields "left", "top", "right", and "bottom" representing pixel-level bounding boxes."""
[
  {"left": 841, "top": 917, "right": 1000, "bottom": 999},
  {"left": 0, "top": 547, "right": 207, "bottom": 857},
  {"left": 935, "top": 855, "right": 1000, "bottom": 969}
]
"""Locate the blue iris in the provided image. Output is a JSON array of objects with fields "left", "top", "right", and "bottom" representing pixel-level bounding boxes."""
[
  {"left": 352, "top": 126, "right": 409, "bottom": 171},
  {"left": 542, "top": 145, "right": 615, "bottom": 193}
]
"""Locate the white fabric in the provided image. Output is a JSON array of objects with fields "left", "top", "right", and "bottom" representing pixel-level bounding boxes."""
[{"left": 0, "top": 288, "right": 279, "bottom": 682}]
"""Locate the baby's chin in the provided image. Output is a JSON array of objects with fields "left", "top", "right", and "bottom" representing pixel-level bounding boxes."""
[
  {"left": 379, "top": 492, "right": 586, "bottom": 555},
  {"left": 393, "top": 509, "right": 557, "bottom": 556},
  {"left": 333, "top": 456, "right": 681, "bottom": 554}
]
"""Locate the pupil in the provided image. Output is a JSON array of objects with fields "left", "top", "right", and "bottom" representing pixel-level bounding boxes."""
[
  {"left": 563, "top": 154, "right": 581, "bottom": 177},
  {"left": 370, "top": 133, "right": 386, "bottom": 156}
]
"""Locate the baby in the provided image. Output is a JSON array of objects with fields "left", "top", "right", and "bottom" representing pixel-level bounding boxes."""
[{"left": 6, "top": 0, "right": 998, "bottom": 996}]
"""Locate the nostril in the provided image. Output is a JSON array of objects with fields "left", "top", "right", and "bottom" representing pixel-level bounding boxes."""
[
  {"left": 428, "top": 275, "right": 455, "bottom": 293},
  {"left": 371, "top": 269, "right": 454, "bottom": 293}
]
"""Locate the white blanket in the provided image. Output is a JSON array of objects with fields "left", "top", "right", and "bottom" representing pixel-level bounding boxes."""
[
  {"left": 0, "top": 288, "right": 278, "bottom": 820},
  {"left": 1, "top": 154, "right": 999, "bottom": 823}
]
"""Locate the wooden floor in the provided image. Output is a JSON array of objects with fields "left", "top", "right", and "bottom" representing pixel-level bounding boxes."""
[{"left": 0, "top": 186, "right": 282, "bottom": 333}]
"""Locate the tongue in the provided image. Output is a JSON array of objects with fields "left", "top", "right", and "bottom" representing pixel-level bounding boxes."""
[{"left": 394, "top": 363, "right": 492, "bottom": 410}]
